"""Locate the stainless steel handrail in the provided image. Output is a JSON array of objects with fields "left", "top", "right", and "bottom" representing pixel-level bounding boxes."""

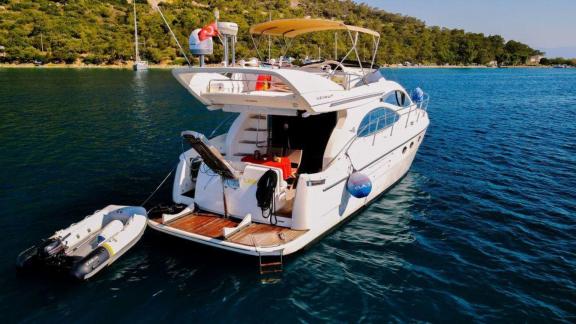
[
  {"left": 323, "top": 92, "right": 429, "bottom": 169},
  {"left": 207, "top": 77, "right": 294, "bottom": 94}
]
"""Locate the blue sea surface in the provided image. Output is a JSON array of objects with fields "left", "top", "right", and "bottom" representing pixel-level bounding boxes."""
[{"left": 0, "top": 68, "right": 574, "bottom": 322}]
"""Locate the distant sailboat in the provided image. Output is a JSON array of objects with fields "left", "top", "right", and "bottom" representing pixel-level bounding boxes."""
[{"left": 133, "top": 1, "right": 148, "bottom": 71}]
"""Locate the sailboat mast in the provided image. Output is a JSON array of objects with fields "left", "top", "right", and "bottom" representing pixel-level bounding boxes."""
[{"left": 133, "top": 1, "right": 140, "bottom": 61}]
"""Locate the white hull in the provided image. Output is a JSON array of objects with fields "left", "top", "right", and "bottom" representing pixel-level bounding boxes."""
[
  {"left": 133, "top": 61, "right": 148, "bottom": 71},
  {"left": 148, "top": 102, "right": 428, "bottom": 256},
  {"left": 148, "top": 137, "right": 422, "bottom": 256}
]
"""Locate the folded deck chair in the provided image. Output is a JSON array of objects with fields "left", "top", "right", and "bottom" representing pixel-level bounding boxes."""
[{"left": 181, "top": 131, "right": 238, "bottom": 179}]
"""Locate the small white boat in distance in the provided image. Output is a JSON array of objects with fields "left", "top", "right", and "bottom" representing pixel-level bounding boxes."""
[
  {"left": 132, "top": 1, "right": 148, "bottom": 71},
  {"left": 133, "top": 60, "right": 149, "bottom": 71},
  {"left": 148, "top": 18, "right": 430, "bottom": 266},
  {"left": 17, "top": 205, "right": 147, "bottom": 280}
]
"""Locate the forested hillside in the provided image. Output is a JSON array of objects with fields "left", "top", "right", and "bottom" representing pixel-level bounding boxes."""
[{"left": 0, "top": 0, "right": 542, "bottom": 66}]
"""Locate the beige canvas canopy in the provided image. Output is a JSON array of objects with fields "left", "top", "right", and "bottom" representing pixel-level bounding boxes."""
[{"left": 249, "top": 18, "right": 380, "bottom": 38}]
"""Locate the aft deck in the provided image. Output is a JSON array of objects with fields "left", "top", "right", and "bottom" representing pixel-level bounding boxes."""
[{"left": 150, "top": 212, "right": 307, "bottom": 248}]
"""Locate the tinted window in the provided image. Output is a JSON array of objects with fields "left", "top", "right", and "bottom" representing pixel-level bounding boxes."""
[
  {"left": 383, "top": 90, "right": 411, "bottom": 107},
  {"left": 358, "top": 108, "right": 400, "bottom": 137}
]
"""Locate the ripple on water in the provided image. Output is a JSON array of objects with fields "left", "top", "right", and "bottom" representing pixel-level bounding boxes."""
[{"left": 0, "top": 68, "right": 575, "bottom": 322}]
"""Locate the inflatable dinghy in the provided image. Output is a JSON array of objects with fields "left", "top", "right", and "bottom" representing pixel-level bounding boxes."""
[{"left": 17, "top": 205, "right": 147, "bottom": 280}]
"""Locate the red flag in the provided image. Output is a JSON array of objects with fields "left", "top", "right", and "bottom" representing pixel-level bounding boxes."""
[{"left": 198, "top": 22, "right": 219, "bottom": 41}]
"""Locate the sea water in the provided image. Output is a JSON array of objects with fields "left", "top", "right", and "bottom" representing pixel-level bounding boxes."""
[{"left": 0, "top": 68, "right": 574, "bottom": 322}]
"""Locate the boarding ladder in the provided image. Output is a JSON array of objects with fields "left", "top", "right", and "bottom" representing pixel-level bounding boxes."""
[{"left": 251, "top": 235, "right": 284, "bottom": 274}]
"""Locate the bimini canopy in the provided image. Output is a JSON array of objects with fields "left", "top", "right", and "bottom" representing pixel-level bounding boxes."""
[{"left": 249, "top": 18, "right": 380, "bottom": 38}]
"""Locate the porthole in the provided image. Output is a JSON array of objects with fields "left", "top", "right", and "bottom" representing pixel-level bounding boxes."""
[
  {"left": 402, "top": 146, "right": 407, "bottom": 154},
  {"left": 410, "top": 142, "right": 414, "bottom": 148}
]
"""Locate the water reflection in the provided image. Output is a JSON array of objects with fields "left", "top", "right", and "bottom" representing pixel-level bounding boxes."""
[
  {"left": 3, "top": 68, "right": 575, "bottom": 322},
  {"left": 130, "top": 70, "right": 152, "bottom": 128}
]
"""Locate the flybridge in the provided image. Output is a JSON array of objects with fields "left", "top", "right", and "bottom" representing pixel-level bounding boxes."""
[
  {"left": 170, "top": 17, "right": 390, "bottom": 115},
  {"left": 172, "top": 66, "right": 401, "bottom": 115}
]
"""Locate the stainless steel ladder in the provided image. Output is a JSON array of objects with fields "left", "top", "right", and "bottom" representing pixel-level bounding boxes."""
[{"left": 251, "top": 234, "right": 284, "bottom": 274}]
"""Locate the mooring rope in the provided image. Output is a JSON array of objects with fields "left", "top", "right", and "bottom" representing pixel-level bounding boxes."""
[
  {"left": 151, "top": 1, "right": 191, "bottom": 67},
  {"left": 141, "top": 164, "right": 177, "bottom": 207}
]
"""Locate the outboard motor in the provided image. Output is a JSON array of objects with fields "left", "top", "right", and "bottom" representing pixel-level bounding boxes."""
[
  {"left": 40, "top": 238, "right": 65, "bottom": 257},
  {"left": 16, "top": 237, "right": 66, "bottom": 269},
  {"left": 16, "top": 245, "right": 41, "bottom": 269}
]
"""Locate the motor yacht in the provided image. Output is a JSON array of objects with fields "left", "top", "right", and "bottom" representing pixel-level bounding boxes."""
[{"left": 147, "top": 18, "right": 430, "bottom": 267}]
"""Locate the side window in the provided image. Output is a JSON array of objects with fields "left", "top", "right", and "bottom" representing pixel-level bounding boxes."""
[
  {"left": 358, "top": 108, "right": 400, "bottom": 137},
  {"left": 383, "top": 90, "right": 411, "bottom": 107}
]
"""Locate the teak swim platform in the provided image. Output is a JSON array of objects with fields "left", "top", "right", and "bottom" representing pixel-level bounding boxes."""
[{"left": 150, "top": 212, "right": 307, "bottom": 248}]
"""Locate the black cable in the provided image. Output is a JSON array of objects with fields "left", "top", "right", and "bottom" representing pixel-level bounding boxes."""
[
  {"left": 141, "top": 164, "right": 177, "bottom": 207},
  {"left": 256, "top": 170, "right": 278, "bottom": 225}
]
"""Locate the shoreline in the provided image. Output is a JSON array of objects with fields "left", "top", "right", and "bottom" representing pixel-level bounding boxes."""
[
  {"left": 0, "top": 63, "right": 561, "bottom": 70},
  {"left": 0, "top": 63, "right": 182, "bottom": 69},
  {"left": 384, "top": 65, "right": 550, "bottom": 69}
]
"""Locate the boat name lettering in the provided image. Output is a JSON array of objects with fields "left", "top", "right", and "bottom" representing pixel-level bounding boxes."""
[{"left": 316, "top": 94, "right": 333, "bottom": 101}]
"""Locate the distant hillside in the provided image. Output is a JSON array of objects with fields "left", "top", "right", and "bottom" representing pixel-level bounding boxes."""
[{"left": 0, "top": 0, "right": 542, "bottom": 66}]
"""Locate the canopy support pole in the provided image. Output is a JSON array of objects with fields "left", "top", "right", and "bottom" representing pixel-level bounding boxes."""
[
  {"left": 369, "top": 35, "right": 380, "bottom": 71},
  {"left": 250, "top": 33, "right": 264, "bottom": 63},
  {"left": 334, "top": 32, "right": 338, "bottom": 60},
  {"left": 349, "top": 31, "right": 364, "bottom": 76}
]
